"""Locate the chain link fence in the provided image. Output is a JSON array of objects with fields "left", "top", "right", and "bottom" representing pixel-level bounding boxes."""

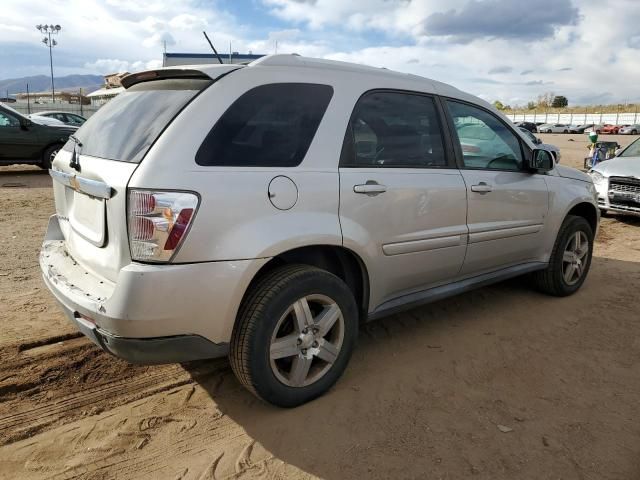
[
  {"left": 505, "top": 112, "right": 640, "bottom": 125},
  {"left": 8, "top": 101, "right": 101, "bottom": 118}
]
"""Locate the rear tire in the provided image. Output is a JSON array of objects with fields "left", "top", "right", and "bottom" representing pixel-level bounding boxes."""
[
  {"left": 40, "top": 144, "right": 62, "bottom": 170},
  {"left": 531, "top": 215, "right": 594, "bottom": 297},
  {"left": 633, "top": 130, "right": 638, "bottom": 135},
  {"left": 230, "top": 265, "right": 358, "bottom": 407}
]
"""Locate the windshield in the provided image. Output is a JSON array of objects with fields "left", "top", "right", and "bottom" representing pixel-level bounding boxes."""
[
  {"left": 519, "top": 128, "right": 536, "bottom": 143},
  {"left": 1, "top": 103, "right": 26, "bottom": 120},
  {"left": 65, "top": 77, "right": 211, "bottom": 163},
  {"left": 619, "top": 138, "right": 640, "bottom": 158}
]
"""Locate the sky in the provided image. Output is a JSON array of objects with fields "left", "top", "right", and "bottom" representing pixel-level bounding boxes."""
[{"left": 1, "top": 0, "right": 639, "bottom": 106}]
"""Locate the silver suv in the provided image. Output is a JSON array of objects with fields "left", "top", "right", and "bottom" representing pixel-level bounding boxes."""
[{"left": 40, "top": 55, "right": 599, "bottom": 407}]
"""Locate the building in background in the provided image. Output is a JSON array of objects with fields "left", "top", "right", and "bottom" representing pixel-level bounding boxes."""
[
  {"left": 14, "top": 91, "right": 89, "bottom": 105},
  {"left": 163, "top": 52, "right": 265, "bottom": 67},
  {"left": 104, "top": 72, "right": 129, "bottom": 88},
  {"left": 86, "top": 72, "right": 128, "bottom": 106}
]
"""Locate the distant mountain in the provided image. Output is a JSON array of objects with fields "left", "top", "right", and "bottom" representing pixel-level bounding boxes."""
[{"left": 0, "top": 74, "right": 104, "bottom": 95}]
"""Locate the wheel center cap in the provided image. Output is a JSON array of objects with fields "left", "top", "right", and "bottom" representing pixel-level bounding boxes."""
[{"left": 300, "top": 332, "right": 315, "bottom": 349}]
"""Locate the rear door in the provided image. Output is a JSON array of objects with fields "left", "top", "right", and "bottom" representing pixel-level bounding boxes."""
[
  {"left": 444, "top": 99, "right": 549, "bottom": 275},
  {"left": 339, "top": 91, "right": 468, "bottom": 308}
]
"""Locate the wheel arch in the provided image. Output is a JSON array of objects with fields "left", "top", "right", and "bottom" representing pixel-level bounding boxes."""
[
  {"left": 41, "top": 141, "right": 65, "bottom": 163},
  {"left": 566, "top": 201, "right": 598, "bottom": 235},
  {"left": 239, "top": 244, "right": 370, "bottom": 323}
]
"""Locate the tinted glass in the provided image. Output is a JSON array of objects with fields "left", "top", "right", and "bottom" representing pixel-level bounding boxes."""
[
  {"left": 65, "top": 78, "right": 211, "bottom": 163},
  {"left": 519, "top": 128, "right": 536, "bottom": 143},
  {"left": 66, "top": 114, "right": 85, "bottom": 125},
  {"left": 620, "top": 138, "right": 640, "bottom": 157},
  {"left": 0, "top": 111, "right": 20, "bottom": 127},
  {"left": 196, "top": 83, "right": 333, "bottom": 167},
  {"left": 342, "top": 91, "right": 446, "bottom": 168},
  {"left": 447, "top": 101, "right": 523, "bottom": 170}
]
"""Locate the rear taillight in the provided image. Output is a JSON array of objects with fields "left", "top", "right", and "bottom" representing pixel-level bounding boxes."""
[{"left": 127, "top": 189, "right": 199, "bottom": 262}]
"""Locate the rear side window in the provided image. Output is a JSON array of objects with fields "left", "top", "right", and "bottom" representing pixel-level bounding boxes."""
[
  {"left": 196, "top": 83, "right": 333, "bottom": 167},
  {"left": 65, "top": 78, "right": 212, "bottom": 163},
  {"left": 340, "top": 91, "right": 447, "bottom": 168}
]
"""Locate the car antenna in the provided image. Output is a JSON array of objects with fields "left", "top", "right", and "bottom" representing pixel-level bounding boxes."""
[{"left": 202, "top": 31, "right": 224, "bottom": 65}]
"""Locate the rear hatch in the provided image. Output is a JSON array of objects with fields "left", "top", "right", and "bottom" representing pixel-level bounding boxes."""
[{"left": 50, "top": 67, "right": 238, "bottom": 282}]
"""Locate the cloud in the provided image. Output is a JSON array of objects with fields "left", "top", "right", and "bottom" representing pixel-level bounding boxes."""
[
  {"left": 1, "top": 0, "right": 640, "bottom": 107},
  {"left": 628, "top": 35, "right": 640, "bottom": 49},
  {"left": 488, "top": 65, "right": 512, "bottom": 74},
  {"left": 524, "top": 80, "right": 552, "bottom": 86},
  {"left": 422, "top": 0, "right": 579, "bottom": 42},
  {"left": 83, "top": 58, "right": 161, "bottom": 74},
  {"left": 143, "top": 31, "right": 176, "bottom": 48},
  {"left": 468, "top": 77, "right": 504, "bottom": 84},
  {"left": 557, "top": 67, "right": 573, "bottom": 71}
]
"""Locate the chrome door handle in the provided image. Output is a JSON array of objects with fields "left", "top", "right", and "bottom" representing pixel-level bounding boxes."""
[
  {"left": 470, "top": 182, "right": 492, "bottom": 194},
  {"left": 354, "top": 182, "right": 387, "bottom": 195}
]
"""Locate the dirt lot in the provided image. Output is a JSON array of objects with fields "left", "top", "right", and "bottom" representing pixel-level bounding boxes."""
[{"left": 1, "top": 134, "right": 639, "bottom": 479}]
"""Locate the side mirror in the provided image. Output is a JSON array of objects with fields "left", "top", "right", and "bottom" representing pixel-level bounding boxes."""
[
  {"left": 20, "top": 118, "right": 33, "bottom": 129},
  {"left": 529, "top": 149, "right": 554, "bottom": 172},
  {"left": 534, "top": 137, "right": 542, "bottom": 145}
]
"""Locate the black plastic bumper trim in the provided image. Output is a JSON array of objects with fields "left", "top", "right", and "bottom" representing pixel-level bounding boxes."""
[{"left": 94, "top": 328, "right": 229, "bottom": 365}]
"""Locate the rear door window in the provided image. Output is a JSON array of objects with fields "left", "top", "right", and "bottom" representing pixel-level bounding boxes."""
[
  {"left": 66, "top": 78, "right": 212, "bottom": 163},
  {"left": 196, "top": 83, "right": 333, "bottom": 167},
  {"left": 340, "top": 91, "right": 448, "bottom": 168}
]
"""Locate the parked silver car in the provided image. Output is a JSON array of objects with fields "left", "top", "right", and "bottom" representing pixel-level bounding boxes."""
[
  {"left": 619, "top": 124, "right": 640, "bottom": 135},
  {"left": 30, "top": 111, "right": 86, "bottom": 126},
  {"left": 590, "top": 137, "right": 640, "bottom": 216},
  {"left": 540, "top": 124, "right": 570, "bottom": 133},
  {"left": 40, "top": 55, "right": 599, "bottom": 406},
  {"left": 518, "top": 127, "right": 561, "bottom": 162}
]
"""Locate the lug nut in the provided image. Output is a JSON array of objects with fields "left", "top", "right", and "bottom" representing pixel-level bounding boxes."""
[
  {"left": 297, "top": 338, "right": 302, "bottom": 345},
  {"left": 312, "top": 341, "right": 319, "bottom": 348},
  {"left": 301, "top": 348, "right": 307, "bottom": 354}
]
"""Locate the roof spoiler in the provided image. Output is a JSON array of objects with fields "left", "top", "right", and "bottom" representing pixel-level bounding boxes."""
[{"left": 121, "top": 69, "right": 212, "bottom": 89}]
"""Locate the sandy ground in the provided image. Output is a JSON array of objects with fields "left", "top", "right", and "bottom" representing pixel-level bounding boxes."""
[{"left": 1, "top": 134, "right": 639, "bottom": 479}]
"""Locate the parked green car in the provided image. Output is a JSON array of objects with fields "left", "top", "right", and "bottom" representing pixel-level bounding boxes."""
[{"left": 0, "top": 103, "right": 77, "bottom": 169}]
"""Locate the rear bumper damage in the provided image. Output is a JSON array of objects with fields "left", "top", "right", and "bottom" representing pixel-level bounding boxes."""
[
  {"left": 56, "top": 303, "right": 228, "bottom": 364},
  {"left": 40, "top": 215, "right": 268, "bottom": 364}
]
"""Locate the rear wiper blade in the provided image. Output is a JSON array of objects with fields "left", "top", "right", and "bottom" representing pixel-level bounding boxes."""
[
  {"left": 69, "top": 134, "right": 83, "bottom": 172},
  {"left": 69, "top": 134, "right": 83, "bottom": 148}
]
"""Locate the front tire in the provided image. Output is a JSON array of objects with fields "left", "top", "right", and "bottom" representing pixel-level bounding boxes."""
[
  {"left": 532, "top": 215, "right": 594, "bottom": 297},
  {"left": 230, "top": 265, "right": 358, "bottom": 407}
]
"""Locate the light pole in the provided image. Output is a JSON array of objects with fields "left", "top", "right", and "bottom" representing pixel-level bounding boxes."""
[{"left": 36, "top": 24, "right": 61, "bottom": 103}]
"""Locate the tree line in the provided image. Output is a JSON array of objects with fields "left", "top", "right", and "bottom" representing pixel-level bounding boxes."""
[{"left": 493, "top": 92, "right": 568, "bottom": 111}]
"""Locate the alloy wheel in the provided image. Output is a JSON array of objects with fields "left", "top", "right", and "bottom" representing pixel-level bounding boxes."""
[
  {"left": 49, "top": 148, "right": 60, "bottom": 163},
  {"left": 562, "top": 231, "right": 589, "bottom": 286},
  {"left": 269, "top": 294, "right": 344, "bottom": 388}
]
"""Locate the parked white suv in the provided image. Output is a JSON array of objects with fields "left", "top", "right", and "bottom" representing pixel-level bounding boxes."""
[{"left": 40, "top": 55, "right": 599, "bottom": 407}]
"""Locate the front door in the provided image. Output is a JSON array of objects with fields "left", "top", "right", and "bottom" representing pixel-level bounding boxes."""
[
  {"left": 444, "top": 100, "right": 549, "bottom": 275},
  {"left": 0, "top": 109, "right": 35, "bottom": 162},
  {"left": 339, "top": 91, "right": 468, "bottom": 310}
]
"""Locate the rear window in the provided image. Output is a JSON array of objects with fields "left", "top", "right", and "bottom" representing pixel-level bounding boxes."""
[
  {"left": 196, "top": 83, "right": 333, "bottom": 167},
  {"left": 65, "top": 78, "right": 211, "bottom": 163}
]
